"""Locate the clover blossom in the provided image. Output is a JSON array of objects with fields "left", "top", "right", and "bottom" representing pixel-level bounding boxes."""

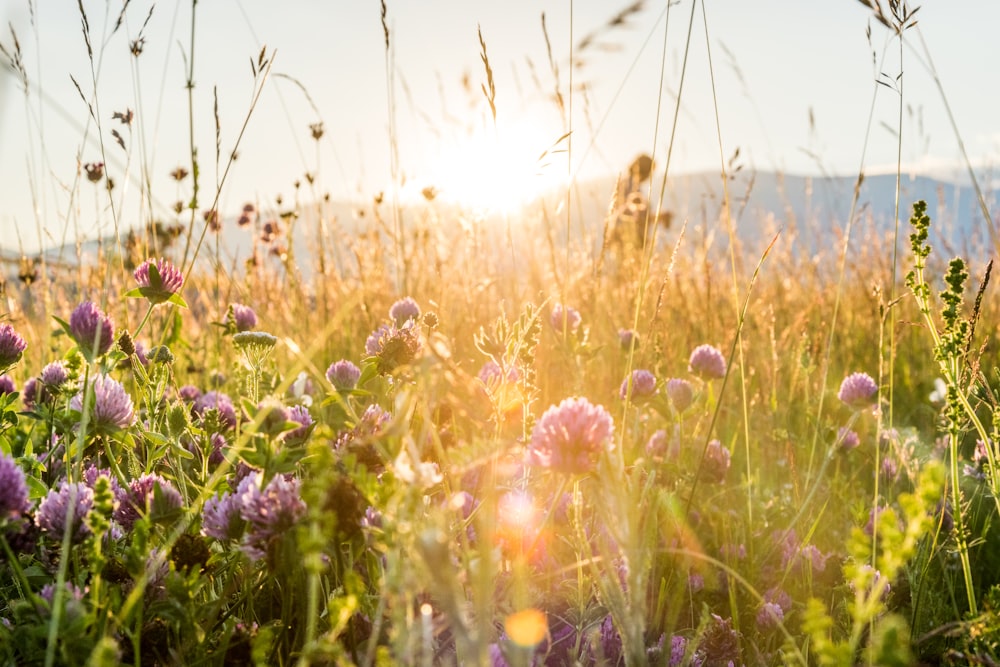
[
  {"left": 69, "top": 301, "right": 115, "bottom": 358},
  {"left": 0, "top": 453, "right": 30, "bottom": 521},
  {"left": 132, "top": 258, "right": 184, "bottom": 305},
  {"left": 389, "top": 296, "right": 421, "bottom": 326},
  {"left": 238, "top": 472, "right": 306, "bottom": 562},
  {"left": 71, "top": 375, "right": 135, "bottom": 431},
  {"left": 36, "top": 481, "right": 94, "bottom": 542},
  {"left": 0, "top": 323, "right": 27, "bottom": 369},
  {"left": 193, "top": 391, "right": 237, "bottom": 430},
  {"left": 838, "top": 372, "right": 878, "bottom": 410},
  {"left": 228, "top": 303, "right": 258, "bottom": 332},
  {"left": 0, "top": 374, "right": 15, "bottom": 394},
  {"left": 114, "top": 473, "right": 183, "bottom": 530},
  {"left": 620, "top": 369, "right": 657, "bottom": 400},
  {"left": 550, "top": 303, "right": 581, "bottom": 333},
  {"left": 528, "top": 397, "right": 614, "bottom": 474},
  {"left": 326, "top": 359, "right": 361, "bottom": 390},
  {"left": 665, "top": 378, "right": 694, "bottom": 412},
  {"left": 689, "top": 344, "right": 726, "bottom": 380}
]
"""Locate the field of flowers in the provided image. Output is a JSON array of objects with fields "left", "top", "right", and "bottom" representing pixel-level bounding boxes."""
[{"left": 4, "top": 1, "right": 1000, "bottom": 666}]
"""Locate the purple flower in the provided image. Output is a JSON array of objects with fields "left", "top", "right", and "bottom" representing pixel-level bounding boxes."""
[
  {"left": 618, "top": 328, "right": 639, "bottom": 350},
  {"left": 528, "top": 397, "right": 614, "bottom": 474},
  {"left": 36, "top": 481, "right": 94, "bottom": 542},
  {"left": 0, "top": 374, "right": 15, "bottom": 394},
  {"left": 133, "top": 258, "right": 184, "bottom": 304},
  {"left": 238, "top": 472, "right": 306, "bottom": 562},
  {"left": 389, "top": 296, "right": 421, "bottom": 326},
  {"left": 364, "top": 321, "right": 421, "bottom": 373},
  {"left": 620, "top": 369, "right": 657, "bottom": 400},
  {"left": 114, "top": 473, "right": 183, "bottom": 530},
  {"left": 838, "top": 372, "right": 878, "bottom": 409},
  {"left": 689, "top": 344, "right": 726, "bottom": 380},
  {"left": 478, "top": 360, "right": 521, "bottom": 386},
  {"left": 202, "top": 476, "right": 255, "bottom": 541},
  {"left": 193, "top": 391, "right": 237, "bottom": 430},
  {"left": 838, "top": 427, "right": 860, "bottom": 451},
  {"left": 229, "top": 303, "right": 258, "bottom": 332},
  {"left": 756, "top": 602, "right": 784, "bottom": 632},
  {"left": 665, "top": 378, "right": 694, "bottom": 412},
  {"left": 550, "top": 303, "right": 581, "bottom": 333},
  {"left": 0, "top": 323, "right": 27, "bottom": 368},
  {"left": 0, "top": 453, "right": 30, "bottom": 521},
  {"left": 21, "top": 377, "right": 37, "bottom": 410},
  {"left": 702, "top": 439, "right": 731, "bottom": 483},
  {"left": 326, "top": 359, "right": 361, "bottom": 390},
  {"left": 285, "top": 404, "right": 313, "bottom": 440},
  {"left": 69, "top": 301, "right": 115, "bottom": 358},
  {"left": 178, "top": 384, "right": 202, "bottom": 402},
  {"left": 40, "top": 361, "right": 68, "bottom": 387},
  {"left": 71, "top": 375, "right": 135, "bottom": 430},
  {"left": 646, "top": 429, "right": 679, "bottom": 461}
]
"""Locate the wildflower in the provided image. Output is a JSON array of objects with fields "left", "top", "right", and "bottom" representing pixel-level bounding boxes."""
[
  {"left": 852, "top": 563, "right": 890, "bottom": 601},
  {"left": 40, "top": 361, "right": 68, "bottom": 387},
  {"left": 838, "top": 372, "right": 878, "bottom": 409},
  {"left": 646, "top": 429, "right": 679, "bottom": 461},
  {"left": 326, "top": 359, "right": 361, "bottom": 390},
  {"left": 193, "top": 391, "right": 237, "bottom": 430},
  {"left": 689, "top": 344, "right": 726, "bottom": 380},
  {"left": 665, "top": 378, "right": 694, "bottom": 413},
  {"left": 238, "top": 472, "right": 307, "bottom": 561},
  {"left": 0, "top": 453, "right": 30, "bottom": 521},
  {"left": 837, "top": 427, "right": 860, "bottom": 450},
  {"left": 202, "top": 480, "right": 253, "bottom": 542},
  {"left": 365, "top": 321, "right": 421, "bottom": 374},
  {"left": 929, "top": 377, "right": 947, "bottom": 404},
  {"left": 702, "top": 439, "right": 731, "bottom": 483},
  {"left": 285, "top": 404, "right": 313, "bottom": 440},
  {"left": 71, "top": 375, "right": 136, "bottom": 431},
  {"left": 392, "top": 448, "right": 442, "bottom": 489},
  {"left": 478, "top": 360, "right": 521, "bottom": 386},
  {"left": 756, "top": 602, "right": 784, "bottom": 632},
  {"left": 114, "top": 474, "right": 183, "bottom": 530},
  {"left": 528, "top": 397, "right": 614, "bottom": 474},
  {"left": 389, "top": 296, "right": 421, "bottom": 326},
  {"left": 21, "top": 377, "right": 37, "bottom": 410},
  {"left": 550, "top": 303, "right": 581, "bottom": 333},
  {"left": 69, "top": 301, "right": 115, "bottom": 358},
  {"left": 0, "top": 323, "right": 26, "bottom": 369},
  {"left": 0, "top": 374, "right": 15, "bottom": 394},
  {"left": 620, "top": 369, "right": 657, "bottom": 400},
  {"left": 178, "top": 384, "right": 202, "bottom": 402},
  {"left": 36, "top": 481, "right": 94, "bottom": 542},
  {"left": 618, "top": 328, "right": 639, "bottom": 350},
  {"left": 287, "top": 371, "right": 314, "bottom": 406},
  {"left": 700, "top": 614, "right": 740, "bottom": 666},
  {"left": 131, "top": 258, "right": 185, "bottom": 305},
  {"left": 84, "top": 162, "right": 104, "bottom": 182},
  {"left": 228, "top": 303, "right": 258, "bottom": 332}
]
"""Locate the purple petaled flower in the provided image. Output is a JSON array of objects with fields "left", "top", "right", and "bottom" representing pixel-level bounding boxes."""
[
  {"left": 40, "top": 361, "right": 68, "bottom": 388},
  {"left": 665, "top": 378, "right": 694, "bottom": 413},
  {"left": 550, "top": 303, "right": 581, "bottom": 333},
  {"left": 620, "top": 369, "right": 657, "bottom": 400},
  {"left": 669, "top": 635, "right": 703, "bottom": 667},
  {"left": 0, "top": 453, "right": 30, "bottom": 521},
  {"left": 838, "top": 427, "right": 860, "bottom": 451},
  {"left": 285, "top": 404, "right": 313, "bottom": 440},
  {"left": 646, "top": 429, "right": 679, "bottom": 461},
  {"left": 618, "top": 328, "right": 639, "bottom": 350},
  {"left": 178, "top": 384, "right": 202, "bottom": 402},
  {"left": 364, "top": 321, "right": 421, "bottom": 374},
  {"left": 36, "top": 481, "right": 94, "bottom": 542},
  {"left": 389, "top": 296, "right": 421, "bottom": 326},
  {"left": 0, "top": 374, "right": 15, "bottom": 394},
  {"left": 528, "top": 397, "right": 614, "bottom": 474},
  {"left": 756, "top": 602, "right": 784, "bottom": 632},
  {"left": 689, "top": 344, "right": 726, "bottom": 380},
  {"left": 193, "top": 391, "right": 237, "bottom": 430},
  {"left": 594, "top": 614, "right": 623, "bottom": 665},
  {"left": 133, "top": 258, "right": 184, "bottom": 304},
  {"left": 478, "top": 360, "right": 521, "bottom": 386},
  {"left": 229, "top": 303, "right": 258, "bottom": 332},
  {"left": 21, "top": 377, "right": 37, "bottom": 410},
  {"left": 326, "top": 359, "right": 361, "bottom": 390},
  {"left": 238, "top": 472, "right": 307, "bottom": 562},
  {"left": 208, "top": 432, "right": 227, "bottom": 467},
  {"left": 702, "top": 439, "right": 731, "bottom": 483},
  {"left": 838, "top": 372, "right": 878, "bottom": 410},
  {"left": 69, "top": 301, "right": 115, "bottom": 358},
  {"left": 114, "top": 473, "right": 183, "bottom": 530},
  {"left": 202, "top": 475, "right": 256, "bottom": 541},
  {"left": 0, "top": 323, "right": 27, "bottom": 368},
  {"left": 71, "top": 375, "right": 135, "bottom": 430}
]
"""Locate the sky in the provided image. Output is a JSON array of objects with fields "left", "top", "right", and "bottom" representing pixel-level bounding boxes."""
[{"left": 1, "top": 0, "right": 999, "bottom": 253}]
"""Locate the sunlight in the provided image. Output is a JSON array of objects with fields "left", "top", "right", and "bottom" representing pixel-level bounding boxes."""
[{"left": 412, "top": 117, "right": 568, "bottom": 214}]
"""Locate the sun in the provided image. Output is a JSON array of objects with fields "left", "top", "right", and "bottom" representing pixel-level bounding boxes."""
[{"left": 411, "top": 116, "right": 568, "bottom": 214}]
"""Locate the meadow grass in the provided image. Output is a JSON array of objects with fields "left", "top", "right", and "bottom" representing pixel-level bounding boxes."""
[{"left": 2, "top": 1, "right": 1000, "bottom": 666}]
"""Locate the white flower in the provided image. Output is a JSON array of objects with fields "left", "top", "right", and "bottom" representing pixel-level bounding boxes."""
[
  {"left": 392, "top": 446, "right": 442, "bottom": 489},
  {"left": 929, "top": 378, "right": 947, "bottom": 404}
]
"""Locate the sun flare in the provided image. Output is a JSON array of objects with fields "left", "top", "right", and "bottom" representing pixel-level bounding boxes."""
[{"left": 408, "top": 117, "right": 567, "bottom": 214}]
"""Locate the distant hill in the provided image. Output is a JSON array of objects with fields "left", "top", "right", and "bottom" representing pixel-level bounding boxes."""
[{"left": 3, "top": 170, "right": 995, "bottom": 280}]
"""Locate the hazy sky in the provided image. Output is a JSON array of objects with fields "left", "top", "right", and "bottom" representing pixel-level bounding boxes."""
[{"left": 1, "top": 0, "right": 998, "bottom": 252}]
